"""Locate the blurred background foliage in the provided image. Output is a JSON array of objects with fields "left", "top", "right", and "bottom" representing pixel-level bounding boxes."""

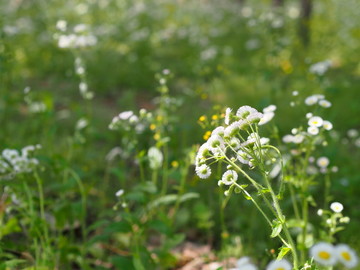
[{"left": 0, "top": 0, "right": 360, "bottom": 269}]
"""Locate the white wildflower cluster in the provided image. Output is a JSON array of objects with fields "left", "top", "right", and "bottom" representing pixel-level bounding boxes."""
[
  {"left": 109, "top": 109, "right": 151, "bottom": 133},
  {"left": 259, "top": 105, "right": 276, "bottom": 126},
  {"left": 23, "top": 87, "right": 47, "bottom": 113},
  {"left": 309, "top": 60, "right": 332, "bottom": 76},
  {"left": 148, "top": 147, "right": 163, "bottom": 170},
  {"left": 55, "top": 21, "right": 97, "bottom": 49},
  {"left": 306, "top": 156, "right": 338, "bottom": 175},
  {"left": 74, "top": 57, "right": 94, "bottom": 100},
  {"left": 230, "top": 257, "right": 292, "bottom": 270},
  {"left": 0, "top": 145, "right": 41, "bottom": 177},
  {"left": 283, "top": 95, "right": 333, "bottom": 143},
  {"left": 310, "top": 242, "right": 358, "bottom": 268},
  {"left": 345, "top": 129, "right": 360, "bottom": 148},
  {"left": 195, "top": 106, "right": 271, "bottom": 184},
  {"left": 305, "top": 94, "right": 332, "bottom": 108}
]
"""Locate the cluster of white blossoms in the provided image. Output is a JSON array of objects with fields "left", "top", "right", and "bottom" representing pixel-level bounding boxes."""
[
  {"left": 305, "top": 94, "right": 332, "bottom": 108},
  {"left": 55, "top": 21, "right": 97, "bottom": 49},
  {"left": 310, "top": 242, "right": 358, "bottom": 268},
  {"left": 283, "top": 95, "right": 333, "bottom": 143},
  {"left": 109, "top": 109, "right": 151, "bottom": 133},
  {"left": 230, "top": 257, "right": 292, "bottom": 270},
  {"left": 195, "top": 105, "right": 272, "bottom": 183},
  {"left": 0, "top": 145, "right": 41, "bottom": 177},
  {"left": 309, "top": 60, "right": 332, "bottom": 76}
]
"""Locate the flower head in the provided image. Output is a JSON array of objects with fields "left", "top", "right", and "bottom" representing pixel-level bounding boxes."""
[
  {"left": 307, "top": 126, "right": 319, "bottom": 135},
  {"left": 310, "top": 242, "right": 337, "bottom": 266},
  {"left": 195, "top": 164, "right": 212, "bottom": 179},
  {"left": 317, "top": 157, "right": 329, "bottom": 168},
  {"left": 266, "top": 259, "right": 292, "bottom": 270},
  {"left": 308, "top": 116, "right": 324, "bottom": 127},
  {"left": 330, "top": 202, "right": 343, "bottom": 213},
  {"left": 221, "top": 170, "right": 238, "bottom": 185},
  {"left": 335, "top": 244, "right": 358, "bottom": 268}
]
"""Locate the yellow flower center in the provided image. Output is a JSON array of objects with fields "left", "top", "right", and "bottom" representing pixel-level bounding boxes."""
[
  {"left": 341, "top": 252, "right": 351, "bottom": 261},
  {"left": 319, "top": 251, "right": 331, "bottom": 259},
  {"left": 276, "top": 268, "right": 285, "bottom": 270}
]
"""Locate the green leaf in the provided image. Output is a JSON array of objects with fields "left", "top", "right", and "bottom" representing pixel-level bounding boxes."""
[
  {"left": 271, "top": 222, "right": 283, "bottom": 238},
  {"left": 277, "top": 247, "right": 291, "bottom": 260},
  {"left": 104, "top": 221, "right": 132, "bottom": 234}
]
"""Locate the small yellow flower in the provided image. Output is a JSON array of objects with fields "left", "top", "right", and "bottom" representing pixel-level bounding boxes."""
[
  {"left": 211, "top": 114, "right": 218, "bottom": 120},
  {"left": 201, "top": 93, "right": 208, "bottom": 99},
  {"left": 154, "top": 133, "right": 160, "bottom": 141},
  {"left": 171, "top": 161, "right": 179, "bottom": 168},
  {"left": 199, "top": 115, "right": 206, "bottom": 122},
  {"left": 203, "top": 131, "right": 211, "bottom": 140},
  {"left": 150, "top": 124, "right": 156, "bottom": 130}
]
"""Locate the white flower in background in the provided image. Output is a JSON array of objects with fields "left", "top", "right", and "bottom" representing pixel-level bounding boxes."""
[
  {"left": 229, "top": 137, "right": 241, "bottom": 150},
  {"left": 310, "top": 242, "right": 337, "bottom": 266},
  {"left": 355, "top": 138, "right": 360, "bottom": 148},
  {"left": 237, "top": 150, "right": 250, "bottom": 165},
  {"left": 305, "top": 96, "right": 319, "bottom": 106},
  {"left": 76, "top": 118, "right": 88, "bottom": 130},
  {"left": 308, "top": 116, "right": 323, "bottom": 127},
  {"left": 115, "top": 189, "right": 124, "bottom": 197},
  {"left": 212, "top": 126, "right": 225, "bottom": 137},
  {"left": 307, "top": 126, "right": 319, "bottom": 135},
  {"left": 207, "top": 135, "right": 225, "bottom": 155},
  {"left": 317, "top": 209, "right": 323, "bottom": 216},
  {"left": 306, "top": 112, "right": 313, "bottom": 119},
  {"left": 317, "top": 157, "right": 329, "bottom": 168},
  {"left": 309, "top": 60, "right": 332, "bottom": 76},
  {"left": 106, "top": 147, "right": 123, "bottom": 162},
  {"left": 323, "top": 121, "right": 333, "bottom": 130},
  {"left": 221, "top": 170, "right": 238, "bottom": 185},
  {"left": 319, "top": 99, "right": 332, "bottom": 108},
  {"left": 1, "top": 146, "right": 40, "bottom": 175},
  {"left": 236, "top": 257, "right": 258, "bottom": 270},
  {"left": 236, "top": 106, "right": 258, "bottom": 119},
  {"left": 335, "top": 244, "right": 358, "bottom": 268},
  {"left": 259, "top": 105, "right": 276, "bottom": 126},
  {"left": 196, "top": 164, "right": 212, "bottom": 179},
  {"left": 56, "top": 20, "right": 67, "bottom": 31},
  {"left": 148, "top": 147, "right": 163, "bottom": 170},
  {"left": 293, "top": 134, "right": 305, "bottom": 144},
  {"left": 118, "top": 111, "right": 134, "bottom": 120},
  {"left": 282, "top": 134, "right": 294, "bottom": 143},
  {"left": 225, "top": 108, "right": 232, "bottom": 125},
  {"left": 347, "top": 129, "right": 359, "bottom": 138},
  {"left": 266, "top": 259, "right": 292, "bottom": 270},
  {"left": 330, "top": 202, "right": 343, "bottom": 213}
]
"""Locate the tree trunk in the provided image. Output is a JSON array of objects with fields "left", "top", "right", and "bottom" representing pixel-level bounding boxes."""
[{"left": 299, "top": 0, "right": 313, "bottom": 46}]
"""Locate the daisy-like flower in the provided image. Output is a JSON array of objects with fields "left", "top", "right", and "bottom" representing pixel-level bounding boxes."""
[
  {"left": 225, "top": 108, "right": 232, "bottom": 125},
  {"left": 308, "top": 116, "right": 324, "bottom": 127},
  {"left": 319, "top": 99, "right": 332, "bottom": 108},
  {"left": 310, "top": 242, "right": 337, "bottom": 266},
  {"left": 306, "top": 112, "right": 313, "bottom": 118},
  {"left": 335, "top": 244, "right": 359, "bottom": 268},
  {"left": 229, "top": 137, "right": 241, "bottom": 151},
  {"left": 282, "top": 134, "right": 294, "bottom": 143},
  {"left": 308, "top": 126, "right": 319, "bottom": 135},
  {"left": 347, "top": 129, "right": 359, "bottom": 138},
  {"left": 305, "top": 96, "right": 319, "bottom": 106},
  {"left": 266, "top": 259, "right": 292, "bottom": 270},
  {"left": 224, "top": 121, "right": 242, "bottom": 139},
  {"left": 330, "top": 202, "right": 343, "bottom": 213},
  {"left": 323, "top": 120, "right": 333, "bottom": 130},
  {"left": 317, "top": 157, "right": 329, "bottom": 168},
  {"left": 195, "top": 164, "right": 212, "bottom": 179},
  {"left": 115, "top": 189, "right": 124, "bottom": 197},
  {"left": 236, "top": 257, "right": 258, "bottom": 270},
  {"left": 236, "top": 106, "right": 258, "bottom": 119},
  {"left": 293, "top": 134, "right": 305, "bottom": 144},
  {"left": 246, "top": 112, "right": 263, "bottom": 124},
  {"left": 263, "top": 105, "right": 277, "bottom": 113},
  {"left": 212, "top": 126, "right": 225, "bottom": 137},
  {"left": 118, "top": 111, "right": 134, "bottom": 120},
  {"left": 207, "top": 135, "right": 225, "bottom": 154},
  {"left": 259, "top": 111, "right": 275, "bottom": 126},
  {"left": 237, "top": 150, "right": 250, "bottom": 164},
  {"left": 221, "top": 170, "right": 238, "bottom": 185}
]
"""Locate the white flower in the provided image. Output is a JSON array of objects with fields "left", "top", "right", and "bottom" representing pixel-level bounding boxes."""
[
  {"left": 263, "top": 105, "right": 277, "bottom": 113},
  {"left": 236, "top": 106, "right": 258, "bottom": 119},
  {"left": 229, "top": 138, "right": 241, "bottom": 150},
  {"left": 317, "top": 209, "right": 323, "bottom": 216},
  {"left": 207, "top": 135, "right": 225, "bottom": 154},
  {"left": 310, "top": 242, "right": 337, "bottom": 266},
  {"left": 323, "top": 121, "right": 333, "bottom": 130},
  {"left": 309, "top": 60, "right": 332, "bottom": 76},
  {"left": 76, "top": 118, "right": 88, "bottom": 130},
  {"left": 347, "top": 129, "right": 359, "bottom": 138},
  {"left": 237, "top": 150, "right": 250, "bottom": 165},
  {"left": 212, "top": 126, "right": 225, "bottom": 137},
  {"left": 196, "top": 164, "right": 212, "bottom": 179},
  {"left": 225, "top": 108, "right": 232, "bottom": 125},
  {"left": 115, "top": 189, "right": 124, "bottom": 197},
  {"left": 308, "top": 116, "right": 323, "bottom": 127},
  {"left": 148, "top": 147, "right": 163, "bottom": 170},
  {"left": 319, "top": 99, "right": 332, "bottom": 108},
  {"left": 221, "top": 170, "right": 238, "bottom": 185},
  {"left": 307, "top": 126, "right": 319, "bottom": 135},
  {"left": 259, "top": 111, "right": 275, "bottom": 125},
  {"left": 282, "top": 134, "right": 294, "bottom": 143},
  {"left": 118, "top": 111, "right": 134, "bottom": 120},
  {"left": 56, "top": 20, "right": 67, "bottom": 31},
  {"left": 266, "top": 259, "right": 292, "bottom": 270},
  {"left": 293, "top": 134, "right": 305, "bottom": 144},
  {"left": 335, "top": 244, "right": 358, "bottom": 268},
  {"left": 330, "top": 202, "right": 343, "bottom": 213},
  {"left": 236, "top": 257, "right": 251, "bottom": 268},
  {"left": 238, "top": 262, "right": 258, "bottom": 270},
  {"left": 317, "top": 157, "right": 329, "bottom": 168},
  {"left": 306, "top": 112, "right": 313, "bottom": 119},
  {"left": 305, "top": 96, "right": 318, "bottom": 106}
]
